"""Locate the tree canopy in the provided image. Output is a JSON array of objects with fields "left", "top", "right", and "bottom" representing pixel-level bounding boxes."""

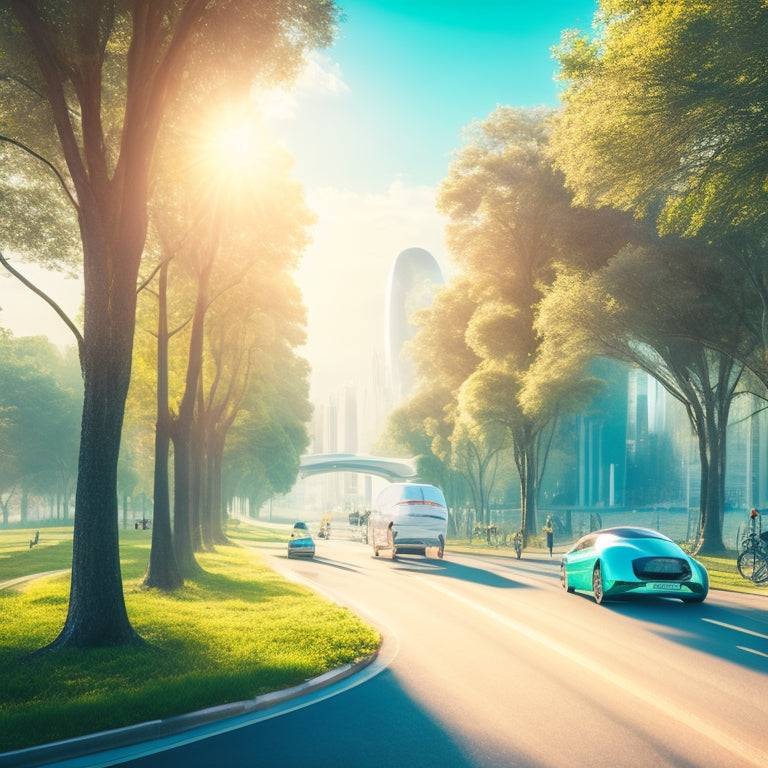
[{"left": 0, "top": 0, "right": 339, "bottom": 651}]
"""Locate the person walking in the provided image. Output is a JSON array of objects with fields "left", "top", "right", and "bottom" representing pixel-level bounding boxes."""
[{"left": 543, "top": 516, "right": 554, "bottom": 558}]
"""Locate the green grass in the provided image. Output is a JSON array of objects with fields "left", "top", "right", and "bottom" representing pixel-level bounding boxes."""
[
  {"left": 0, "top": 527, "right": 74, "bottom": 581},
  {"left": 0, "top": 523, "right": 380, "bottom": 753}
]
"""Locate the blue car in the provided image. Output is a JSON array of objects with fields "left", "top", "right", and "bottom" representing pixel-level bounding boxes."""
[
  {"left": 288, "top": 522, "right": 315, "bottom": 559},
  {"left": 560, "top": 527, "right": 708, "bottom": 604}
]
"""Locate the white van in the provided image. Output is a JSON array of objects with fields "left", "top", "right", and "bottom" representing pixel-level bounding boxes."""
[{"left": 369, "top": 483, "right": 447, "bottom": 559}]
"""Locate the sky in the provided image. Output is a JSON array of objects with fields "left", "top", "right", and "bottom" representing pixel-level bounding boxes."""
[{"left": 0, "top": 0, "right": 598, "bottom": 407}]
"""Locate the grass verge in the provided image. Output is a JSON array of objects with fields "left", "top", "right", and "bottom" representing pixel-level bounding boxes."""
[{"left": 0, "top": 523, "right": 379, "bottom": 753}]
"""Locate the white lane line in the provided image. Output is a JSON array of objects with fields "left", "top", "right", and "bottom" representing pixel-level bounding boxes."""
[
  {"left": 738, "top": 646, "right": 768, "bottom": 659},
  {"left": 412, "top": 574, "right": 767, "bottom": 768},
  {"left": 702, "top": 618, "right": 768, "bottom": 641}
]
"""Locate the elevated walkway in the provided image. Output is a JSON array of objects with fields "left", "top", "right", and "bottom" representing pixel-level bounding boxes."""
[{"left": 299, "top": 453, "right": 418, "bottom": 482}]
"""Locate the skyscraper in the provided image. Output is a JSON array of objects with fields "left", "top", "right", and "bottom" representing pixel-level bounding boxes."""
[{"left": 384, "top": 247, "right": 444, "bottom": 403}]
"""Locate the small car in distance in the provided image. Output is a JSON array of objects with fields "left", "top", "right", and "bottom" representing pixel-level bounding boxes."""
[
  {"left": 560, "top": 526, "right": 708, "bottom": 604},
  {"left": 287, "top": 521, "right": 315, "bottom": 559}
]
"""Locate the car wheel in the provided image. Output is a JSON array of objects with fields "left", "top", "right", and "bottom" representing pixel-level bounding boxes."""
[
  {"left": 437, "top": 534, "right": 445, "bottom": 559},
  {"left": 683, "top": 595, "right": 706, "bottom": 604},
  {"left": 592, "top": 562, "right": 605, "bottom": 604},
  {"left": 561, "top": 563, "right": 575, "bottom": 593}
]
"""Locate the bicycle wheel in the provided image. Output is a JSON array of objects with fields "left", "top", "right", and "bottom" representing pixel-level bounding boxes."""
[
  {"left": 753, "top": 555, "right": 768, "bottom": 584},
  {"left": 737, "top": 550, "right": 767, "bottom": 582}
]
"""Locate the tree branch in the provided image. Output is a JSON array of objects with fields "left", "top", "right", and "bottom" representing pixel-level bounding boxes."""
[
  {"left": 0, "top": 135, "right": 78, "bottom": 210},
  {"left": 0, "top": 250, "right": 84, "bottom": 366}
]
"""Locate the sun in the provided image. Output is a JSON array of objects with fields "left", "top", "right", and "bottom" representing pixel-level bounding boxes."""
[
  {"left": 210, "top": 118, "right": 266, "bottom": 177},
  {"left": 186, "top": 103, "right": 279, "bottom": 210}
]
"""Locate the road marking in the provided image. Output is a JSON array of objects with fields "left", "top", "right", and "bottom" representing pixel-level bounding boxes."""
[
  {"left": 413, "top": 574, "right": 768, "bottom": 768},
  {"left": 738, "top": 646, "right": 768, "bottom": 659},
  {"left": 702, "top": 618, "right": 768, "bottom": 641}
]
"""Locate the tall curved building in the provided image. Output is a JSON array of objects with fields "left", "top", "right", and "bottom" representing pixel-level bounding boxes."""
[{"left": 385, "top": 247, "right": 444, "bottom": 402}]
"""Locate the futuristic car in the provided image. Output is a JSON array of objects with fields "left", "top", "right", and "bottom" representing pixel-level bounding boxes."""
[
  {"left": 368, "top": 482, "right": 447, "bottom": 558},
  {"left": 560, "top": 526, "right": 708, "bottom": 604},
  {"left": 287, "top": 521, "right": 315, "bottom": 559}
]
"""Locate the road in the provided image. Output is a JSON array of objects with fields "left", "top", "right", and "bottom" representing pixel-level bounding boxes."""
[{"left": 84, "top": 533, "right": 768, "bottom": 767}]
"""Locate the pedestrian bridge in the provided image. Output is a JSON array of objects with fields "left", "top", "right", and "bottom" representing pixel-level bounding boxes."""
[{"left": 299, "top": 453, "right": 419, "bottom": 482}]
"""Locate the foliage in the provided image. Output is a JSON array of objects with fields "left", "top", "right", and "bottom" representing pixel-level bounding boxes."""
[
  {"left": 535, "top": 236, "right": 754, "bottom": 553},
  {"left": 0, "top": 334, "right": 81, "bottom": 523},
  {"left": 400, "top": 106, "right": 631, "bottom": 537},
  {"left": 553, "top": 0, "right": 768, "bottom": 235},
  {"left": 552, "top": 0, "right": 768, "bottom": 387}
]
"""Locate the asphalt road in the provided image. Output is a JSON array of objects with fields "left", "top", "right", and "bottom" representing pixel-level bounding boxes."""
[{"left": 43, "top": 533, "right": 768, "bottom": 767}]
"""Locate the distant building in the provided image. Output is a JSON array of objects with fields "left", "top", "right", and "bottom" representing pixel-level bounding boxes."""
[{"left": 384, "top": 247, "right": 444, "bottom": 402}]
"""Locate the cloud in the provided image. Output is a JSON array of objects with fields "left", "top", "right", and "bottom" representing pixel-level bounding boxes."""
[{"left": 259, "top": 51, "right": 349, "bottom": 121}]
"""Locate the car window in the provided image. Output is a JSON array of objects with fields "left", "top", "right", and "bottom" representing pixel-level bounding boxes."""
[
  {"left": 574, "top": 535, "right": 597, "bottom": 551},
  {"left": 604, "top": 527, "right": 669, "bottom": 541}
]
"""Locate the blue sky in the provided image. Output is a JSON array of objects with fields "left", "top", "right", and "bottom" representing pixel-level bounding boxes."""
[{"left": 273, "top": 0, "right": 598, "bottom": 192}]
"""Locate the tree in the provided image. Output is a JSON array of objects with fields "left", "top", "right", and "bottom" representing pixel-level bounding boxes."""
[
  {"left": 552, "top": 0, "right": 768, "bottom": 380},
  {"left": 536, "top": 237, "right": 756, "bottom": 553},
  {"left": 0, "top": 1, "right": 338, "bottom": 650},
  {"left": 435, "top": 106, "right": 631, "bottom": 540},
  {"left": 0, "top": 333, "right": 81, "bottom": 523}
]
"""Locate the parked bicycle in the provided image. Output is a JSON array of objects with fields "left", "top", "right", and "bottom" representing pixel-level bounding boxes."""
[{"left": 736, "top": 509, "right": 768, "bottom": 584}]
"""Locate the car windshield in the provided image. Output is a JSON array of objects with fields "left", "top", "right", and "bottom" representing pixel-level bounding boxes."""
[{"left": 602, "top": 527, "right": 669, "bottom": 541}]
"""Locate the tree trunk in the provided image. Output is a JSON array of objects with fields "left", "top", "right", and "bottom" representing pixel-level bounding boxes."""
[
  {"left": 44, "top": 309, "right": 142, "bottom": 650},
  {"left": 172, "top": 258, "right": 212, "bottom": 574},
  {"left": 514, "top": 425, "right": 539, "bottom": 543},
  {"left": 172, "top": 429, "right": 199, "bottom": 575},
  {"left": 145, "top": 261, "right": 183, "bottom": 590},
  {"left": 209, "top": 434, "right": 229, "bottom": 545},
  {"left": 695, "top": 398, "right": 728, "bottom": 555}
]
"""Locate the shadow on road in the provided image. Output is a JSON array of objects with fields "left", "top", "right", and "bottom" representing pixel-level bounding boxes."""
[
  {"left": 388, "top": 554, "right": 531, "bottom": 590},
  {"left": 601, "top": 596, "right": 768, "bottom": 674}
]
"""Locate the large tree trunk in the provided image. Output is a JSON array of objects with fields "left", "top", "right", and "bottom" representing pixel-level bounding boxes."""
[
  {"left": 695, "top": 397, "right": 728, "bottom": 555},
  {"left": 45, "top": 295, "right": 142, "bottom": 650}
]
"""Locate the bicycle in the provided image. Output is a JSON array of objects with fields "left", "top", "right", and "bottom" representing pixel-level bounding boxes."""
[{"left": 736, "top": 511, "right": 768, "bottom": 584}]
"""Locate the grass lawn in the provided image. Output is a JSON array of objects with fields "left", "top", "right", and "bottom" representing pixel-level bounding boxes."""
[{"left": 0, "top": 522, "right": 380, "bottom": 753}]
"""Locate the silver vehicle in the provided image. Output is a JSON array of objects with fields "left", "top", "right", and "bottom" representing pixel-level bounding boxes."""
[{"left": 369, "top": 483, "right": 447, "bottom": 559}]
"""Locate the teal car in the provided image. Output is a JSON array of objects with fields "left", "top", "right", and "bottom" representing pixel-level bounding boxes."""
[
  {"left": 560, "top": 527, "right": 708, "bottom": 604},
  {"left": 287, "top": 522, "right": 315, "bottom": 559}
]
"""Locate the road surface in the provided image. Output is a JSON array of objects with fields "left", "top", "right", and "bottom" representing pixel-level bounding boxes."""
[{"left": 51, "top": 533, "right": 768, "bottom": 767}]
